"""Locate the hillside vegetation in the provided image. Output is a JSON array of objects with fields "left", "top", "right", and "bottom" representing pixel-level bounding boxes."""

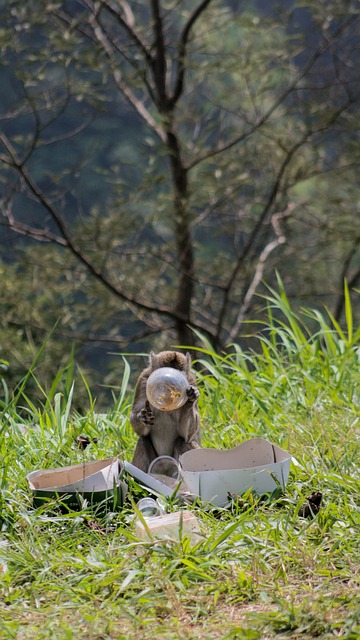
[
  {"left": 1, "top": 0, "right": 359, "bottom": 388},
  {"left": 0, "top": 286, "right": 359, "bottom": 639}
]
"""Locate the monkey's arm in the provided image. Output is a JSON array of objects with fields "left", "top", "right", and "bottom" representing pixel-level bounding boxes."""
[
  {"left": 130, "top": 400, "right": 154, "bottom": 436},
  {"left": 174, "top": 386, "right": 201, "bottom": 445},
  {"left": 171, "top": 382, "right": 201, "bottom": 460},
  {"left": 130, "top": 376, "right": 154, "bottom": 436}
]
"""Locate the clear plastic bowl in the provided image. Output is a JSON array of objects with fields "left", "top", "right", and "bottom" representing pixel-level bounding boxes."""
[
  {"left": 146, "top": 367, "right": 188, "bottom": 411},
  {"left": 148, "top": 455, "right": 181, "bottom": 480}
]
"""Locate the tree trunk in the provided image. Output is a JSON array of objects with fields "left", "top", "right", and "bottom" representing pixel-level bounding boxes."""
[{"left": 166, "top": 128, "right": 195, "bottom": 347}]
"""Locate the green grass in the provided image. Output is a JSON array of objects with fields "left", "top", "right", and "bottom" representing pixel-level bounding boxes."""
[{"left": 0, "top": 284, "right": 359, "bottom": 639}]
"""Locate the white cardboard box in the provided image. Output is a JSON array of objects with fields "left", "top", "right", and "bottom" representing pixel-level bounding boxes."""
[
  {"left": 27, "top": 457, "right": 126, "bottom": 509},
  {"left": 179, "top": 438, "right": 291, "bottom": 507}
]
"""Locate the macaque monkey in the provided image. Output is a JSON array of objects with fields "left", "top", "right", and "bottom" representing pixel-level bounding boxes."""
[{"left": 130, "top": 351, "right": 200, "bottom": 472}]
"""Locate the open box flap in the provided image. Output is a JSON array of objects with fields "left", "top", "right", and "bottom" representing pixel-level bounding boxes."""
[
  {"left": 180, "top": 438, "right": 290, "bottom": 471},
  {"left": 123, "top": 460, "right": 182, "bottom": 497},
  {"left": 27, "top": 457, "right": 120, "bottom": 493},
  {"left": 179, "top": 438, "right": 291, "bottom": 507}
]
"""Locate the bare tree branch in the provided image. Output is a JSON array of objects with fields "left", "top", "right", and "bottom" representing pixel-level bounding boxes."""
[
  {"left": 187, "top": 15, "right": 360, "bottom": 171},
  {"left": 86, "top": 2, "right": 166, "bottom": 141},
  {"left": 213, "top": 81, "right": 360, "bottom": 347},
  {"left": 2, "top": 1, "right": 359, "bottom": 358},
  {"left": 100, "top": 0, "right": 152, "bottom": 64},
  {"left": 213, "top": 134, "right": 308, "bottom": 347},
  {"left": 228, "top": 205, "right": 295, "bottom": 341},
  {"left": 4, "top": 316, "right": 176, "bottom": 347},
  {"left": 0, "top": 131, "right": 175, "bottom": 317},
  {"left": 1, "top": 132, "right": 218, "bottom": 342},
  {"left": 149, "top": 0, "right": 167, "bottom": 111},
  {"left": 92, "top": 1, "right": 159, "bottom": 105},
  {"left": 0, "top": 214, "right": 67, "bottom": 245},
  {"left": 169, "top": 0, "right": 214, "bottom": 108}
]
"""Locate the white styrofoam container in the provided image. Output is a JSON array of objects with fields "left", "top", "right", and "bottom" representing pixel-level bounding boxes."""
[
  {"left": 179, "top": 438, "right": 291, "bottom": 507},
  {"left": 135, "top": 510, "right": 201, "bottom": 543}
]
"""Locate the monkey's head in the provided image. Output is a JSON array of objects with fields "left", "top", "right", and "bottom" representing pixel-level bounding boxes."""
[{"left": 149, "top": 351, "right": 191, "bottom": 375}]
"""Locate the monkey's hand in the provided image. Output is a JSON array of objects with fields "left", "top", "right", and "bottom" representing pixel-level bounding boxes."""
[
  {"left": 138, "top": 400, "right": 155, "bottom": 434},
  {"left": 186, "top": 385, "right": 200, "bottom": 403}
]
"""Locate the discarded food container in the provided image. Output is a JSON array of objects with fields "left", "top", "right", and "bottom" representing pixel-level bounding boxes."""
[
  {"left": 136, "top": 497, "right": 164, "bottom": 517},
  {"left": 27, "top": 457, "right": 127, "bottom": 510},
  {"left": 135, "top": 510, "right": 200, "bottom": 543},
  {"left": 148, "top": 455, "right": 181, "bottom": 485},
  {"left": 146, "top": 367, "right": 188, "bottom": 411},
  {"left": 123, "top": 460, "right": 189, "bottom": 497},
  {"left": 179, "top": 438, "right": 291, "bottom": 507}
]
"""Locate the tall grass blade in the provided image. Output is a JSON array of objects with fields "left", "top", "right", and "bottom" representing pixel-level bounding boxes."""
[
  {"left": 1, "top": 322, "right": 59, "bottom": 417},
  {"left": 113, "top": 356, "right": 131, "bottom": 411},
  {"left": 344, "top": 279, "right": 353, "bottom": 344}
]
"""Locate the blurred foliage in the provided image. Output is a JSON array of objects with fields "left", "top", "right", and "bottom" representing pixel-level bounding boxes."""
[{"left": 0, "top": 0, "right": 359, "bottom": 405}]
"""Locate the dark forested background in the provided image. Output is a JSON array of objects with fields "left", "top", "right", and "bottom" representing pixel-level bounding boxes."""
[{"left": 0, "top": 0, "right": 359, "bottom": 407}]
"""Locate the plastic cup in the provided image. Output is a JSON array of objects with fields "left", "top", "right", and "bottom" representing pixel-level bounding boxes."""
[{"left": 136, "top": 497, "right": 162, "bottom": 517}]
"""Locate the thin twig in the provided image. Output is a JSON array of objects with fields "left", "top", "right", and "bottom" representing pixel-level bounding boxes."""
[{"left": 228, "top": 205, "right": 295, "bottom": 341}]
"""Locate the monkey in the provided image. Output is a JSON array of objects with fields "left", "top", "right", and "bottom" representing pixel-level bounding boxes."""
[{"left": 130, "top": 351, "right": 200, "bottom": 472}]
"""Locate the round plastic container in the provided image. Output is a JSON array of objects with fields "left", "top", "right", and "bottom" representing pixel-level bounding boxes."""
[
  {"left": 146, "top": 367, "right": 188, "bottom": 411},
  {"left": 136, "top": 497, "right": 163, "bottom": 517},
  {"left": 148, "top": 455, "right": 181, "bottom": 481}
]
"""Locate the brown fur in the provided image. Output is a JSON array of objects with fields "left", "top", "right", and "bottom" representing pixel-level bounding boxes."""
[{"left": 130, "top": 351, "right": 200, "bottom": 472}]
